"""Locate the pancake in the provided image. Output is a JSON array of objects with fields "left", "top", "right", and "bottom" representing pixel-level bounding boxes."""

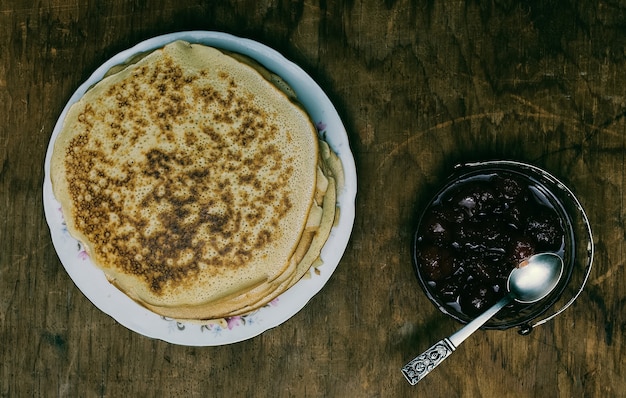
[{"left": 51, "top": 40, "right": 342, "bottom": 320}]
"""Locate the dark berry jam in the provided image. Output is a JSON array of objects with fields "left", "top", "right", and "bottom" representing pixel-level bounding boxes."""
[{"left": 415, "top": 171, "right": 566, "bottom": 320}]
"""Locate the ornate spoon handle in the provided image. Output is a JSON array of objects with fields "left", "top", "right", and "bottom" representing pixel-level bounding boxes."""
[
  {"left": 400, "top": 338, "right": 456, "bottom": 385},
  {"left": 401, "top": 295, "right": 512, "bottom": 385}
]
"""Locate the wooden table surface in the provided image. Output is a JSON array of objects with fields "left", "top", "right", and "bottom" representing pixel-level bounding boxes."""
[{"left": 1, "top": 1, "right": 624, "bottom": 397}]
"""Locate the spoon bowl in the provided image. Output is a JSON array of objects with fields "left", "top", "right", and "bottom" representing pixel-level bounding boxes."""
[
  {"left": 509, "top": 253, "right": 564, "bottom": 303},
  {"left": 401, "top": 253, "right": 564, "bottom": 386}
]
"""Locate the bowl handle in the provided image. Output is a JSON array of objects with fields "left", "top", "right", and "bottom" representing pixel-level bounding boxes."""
[{"left": 519, "top": 234, "right": 594, "bottom": 334}]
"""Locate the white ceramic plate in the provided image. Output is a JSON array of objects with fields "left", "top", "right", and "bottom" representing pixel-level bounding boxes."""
[{"left": 43, "top": 31, "right": 357, "bottom": 346}]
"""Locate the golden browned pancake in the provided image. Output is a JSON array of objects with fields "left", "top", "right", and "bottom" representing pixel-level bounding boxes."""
[{"left": 50, "top": 40, "right": 342, "bottom": 320}]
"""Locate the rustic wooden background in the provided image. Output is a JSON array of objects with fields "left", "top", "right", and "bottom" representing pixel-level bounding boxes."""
[{"left": 1, "top": 1, "right": 624, "bottom": 396}]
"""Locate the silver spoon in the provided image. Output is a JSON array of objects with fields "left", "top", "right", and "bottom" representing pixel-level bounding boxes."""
[{"left": 401, "top": 253, "right": 564, "bottom": 385}]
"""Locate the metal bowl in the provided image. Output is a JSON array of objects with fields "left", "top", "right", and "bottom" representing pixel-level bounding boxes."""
[{"left": 413, "top": 160, "right": 594, "bottom": 334}]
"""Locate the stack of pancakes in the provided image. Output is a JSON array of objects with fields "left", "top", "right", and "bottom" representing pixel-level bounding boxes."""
[{"left": 51, "top": 41, "right": 343, "bottom": 321}]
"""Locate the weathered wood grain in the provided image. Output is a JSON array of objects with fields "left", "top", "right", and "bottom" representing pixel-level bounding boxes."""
[{"left": 1, "top": 1, "right": 624, "bottom": 396}]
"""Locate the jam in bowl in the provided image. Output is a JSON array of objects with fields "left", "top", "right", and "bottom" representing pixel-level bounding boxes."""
[{"left": 413, "top": 161, "right": 593, "bottom": 332}]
